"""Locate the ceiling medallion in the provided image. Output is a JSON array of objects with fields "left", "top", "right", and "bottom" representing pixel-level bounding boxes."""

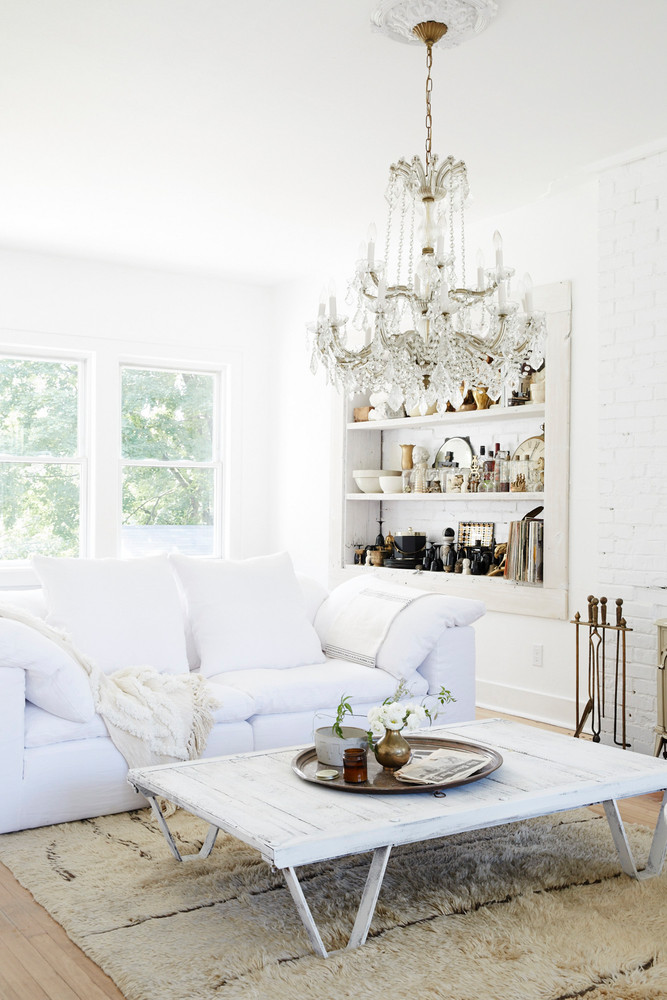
[
  {"left": 308, "top": 1, "right": 544, "bottom": 415},
  {"left": 371, "top": 0, "right": 498, "bottom": 47}
]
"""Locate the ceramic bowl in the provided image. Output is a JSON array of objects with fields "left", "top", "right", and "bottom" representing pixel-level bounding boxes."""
[
  {"left": 379, "top": 475, "right": 403, "bottom": 493},
  {"left": 352, "top": 469, "right": 400, "bottom": 493}
]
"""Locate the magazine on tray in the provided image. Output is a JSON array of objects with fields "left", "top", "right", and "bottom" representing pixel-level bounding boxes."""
[{"left": 394, "top": 746, "right": 491, "bottom": 785}]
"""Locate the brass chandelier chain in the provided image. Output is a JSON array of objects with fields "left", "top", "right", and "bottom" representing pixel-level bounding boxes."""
[
  {"left": 412, "top": 20, "right": 448, "bottom": 175},
  {"left": 425, "top": 40, "right": 434, "bottom": 174}
]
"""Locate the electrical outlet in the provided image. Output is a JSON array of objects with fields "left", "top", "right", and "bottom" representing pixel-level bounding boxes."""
[{"left": 532, "top": 644, "right": 543, "bottom": 667}]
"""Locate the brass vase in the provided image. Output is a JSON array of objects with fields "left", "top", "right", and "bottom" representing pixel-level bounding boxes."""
[
  {"left": 399, "top": 444, "right": 414, "bottom": 470},
  {"left": 373, "top": 728, "right": 412, "bottom": 771}
]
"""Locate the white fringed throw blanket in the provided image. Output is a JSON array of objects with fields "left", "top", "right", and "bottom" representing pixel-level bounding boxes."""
[{"left": 0, "top": 604, "right": 219, "bottom": 769}]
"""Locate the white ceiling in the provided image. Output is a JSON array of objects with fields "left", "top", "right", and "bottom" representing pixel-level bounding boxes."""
[{"left": 0, "top": 0, "right": 666, "bottom": 283}]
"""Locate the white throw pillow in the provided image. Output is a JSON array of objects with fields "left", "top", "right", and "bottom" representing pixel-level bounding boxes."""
[
  {"left": 314, "top": 575, "right": 485, "bottom": 680},
  {"left": 0, "top": 618, "right": 95, "bottom": 722},
  {"left": 32, "top": 555, "right": 189, "bottom": 675},
  {"left": 171, "top": 552, "right": 326, "bottom": 677}
]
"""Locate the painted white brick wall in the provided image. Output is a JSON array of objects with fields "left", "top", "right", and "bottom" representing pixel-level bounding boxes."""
[{"left": 598, "top": 149, "right": 667, "bottom": 755}]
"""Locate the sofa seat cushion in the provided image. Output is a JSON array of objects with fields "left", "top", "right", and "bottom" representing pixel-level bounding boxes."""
[
  {"left": 215, "top": 658, "right": 428, "bottom": 717},
  {"left": 32, "top": 555, "right": 189, "bottom": 676},
  {"left": 25, "top": 683, "right": 254, "bottom": 749},
  {"left": 205, "top": 681, "right": 256, "bottom": 724},
  {"left": 25, "top": 703, "right": 108, "bottom": 748}
]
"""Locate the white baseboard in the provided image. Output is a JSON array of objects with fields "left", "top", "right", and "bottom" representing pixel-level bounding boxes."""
[{"left": 476, "top": 679, "right": 576, "bottom": 731}]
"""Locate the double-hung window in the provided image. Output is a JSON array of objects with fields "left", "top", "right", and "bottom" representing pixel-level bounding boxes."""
[
  {"left": 120, "top": 365, "right": 221, "bottom": 557},
  {"left": 0, "top": 355, "right": 86, "bottom": 560},
  {"left": 0, "top": 346, "right": 226, "bottom": 576}
]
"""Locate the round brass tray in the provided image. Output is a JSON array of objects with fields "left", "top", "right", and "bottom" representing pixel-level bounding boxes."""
[{"left": 291, "top": 736, "right": 503, "bottom": 794}]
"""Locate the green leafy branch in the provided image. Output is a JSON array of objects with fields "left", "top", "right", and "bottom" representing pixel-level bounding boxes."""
[{"left": 332, "top": 693, "right": 354, "bottom": 738}]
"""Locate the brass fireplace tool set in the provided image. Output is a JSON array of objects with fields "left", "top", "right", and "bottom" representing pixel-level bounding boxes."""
[{"left": 572, "top": 595, "right": 632, "bottom": 748}]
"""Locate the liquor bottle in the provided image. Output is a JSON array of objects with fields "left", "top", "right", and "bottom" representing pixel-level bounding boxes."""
[
  {"left": 478, "top": 445, "right": 494, "bottom": 493},
  {"left": 497, "top": 450, "right": 510, "bottom": 492},
  {"left": 483, "top": 444, "right": 497, "bottom": 480},
  {"left": 492, "top": 443, "right": 502, "bottom": 489},
  {"left": 477, "top": 445, "right": 486, "bottom": 486},
  {"left": 468, "top": 454, "right": 480, "bottom": 493}
]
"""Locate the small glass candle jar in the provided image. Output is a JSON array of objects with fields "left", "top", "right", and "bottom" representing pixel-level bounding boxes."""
[{"left": 343, "top": 747, "right": 368, "bottom": 783}]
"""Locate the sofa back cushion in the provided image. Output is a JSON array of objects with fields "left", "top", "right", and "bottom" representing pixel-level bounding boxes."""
[
  {"left": 171, "top": 551, "right": 325, "bottom": 677},
  {"left": 33, "top": 555, "right": 189, "bottom": 675}
]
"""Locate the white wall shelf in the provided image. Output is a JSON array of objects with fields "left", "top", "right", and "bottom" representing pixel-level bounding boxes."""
[
  {"left": 346, "top": 492, "right": 545, "bottom": 502},
  {"left": 333, "top": 563, "right": 568, "bottom": 619},
  {"left": 328, "top": 281, "right": 572, "bottom": 619},
  {"left": 347, "top": 403, "right": 545, "bottom": 432}
]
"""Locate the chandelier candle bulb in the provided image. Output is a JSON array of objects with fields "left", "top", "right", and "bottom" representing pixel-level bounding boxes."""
[
  {"left": 377, "top": 276, "right": 387, "bottom": 307},
  {"left": 523, "top": 273, "right": 534, "bottom": 314},
  {"left": 493, "top": 230, "right": 503, "bottom": 270},
  {"left": 328, "top": 282, "right": 337, "bottom": 322},
  {"left": 476, "top": 250, "right": 485, "bottom": 290},
  {"left": 367, "top": 224, "right": 376, "bottom": 267}
]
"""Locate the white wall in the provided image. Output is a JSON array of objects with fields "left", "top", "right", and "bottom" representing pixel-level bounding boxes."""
[
  {"left": 0, "top": 247, "right": 276, "bottom": 562},
  {"left": 597, "top": 149, "right": 667, "bottom": 754},
  {"left": 270, "top": 279, "right": 337, "bottom": 584}
]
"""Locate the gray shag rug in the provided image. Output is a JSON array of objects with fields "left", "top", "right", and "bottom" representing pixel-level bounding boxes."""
[{"left": 0, "top": 807, "right": 666, "bottom": 1000}]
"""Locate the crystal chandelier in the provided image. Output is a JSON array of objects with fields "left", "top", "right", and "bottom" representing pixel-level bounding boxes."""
[{"left": 308, "top": 6, "right": 546, "bottom": 415}]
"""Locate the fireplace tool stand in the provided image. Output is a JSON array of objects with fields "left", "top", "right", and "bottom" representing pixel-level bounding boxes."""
[{"left": 572, "top": 595, "right": 632, "bottom": 748}]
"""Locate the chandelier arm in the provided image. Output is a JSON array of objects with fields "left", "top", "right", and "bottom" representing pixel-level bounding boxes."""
[
  {"left": 327, "top": 325, "right": 373, "bottom": 368},
  {"left": 449, "top": 317, "right": 514, "bottom": 359}
]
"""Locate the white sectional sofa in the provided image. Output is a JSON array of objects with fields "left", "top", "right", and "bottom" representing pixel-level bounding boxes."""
[{"left": 0, "top": 553, "right": 484, "bottom": 834}]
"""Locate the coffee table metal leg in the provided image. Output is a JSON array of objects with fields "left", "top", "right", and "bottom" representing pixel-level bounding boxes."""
[
  {"left": 282, "top": 844, "right": 393, "bottom": 959},
  {"left": 603, "top": 790, "right": 667, "bottom": 880},
  {"left": 146, "top": 794, "right": 219, "bottom": 863},
  {"left": 283, "top": 866, "right": 329, "bottom": 958},
  {"left": 347, "top": 845, "right": 393, "bottom": 950}
]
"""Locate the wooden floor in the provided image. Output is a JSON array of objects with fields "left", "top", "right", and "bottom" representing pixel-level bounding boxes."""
[{"left": 0, "top": 712, "right": 664, "bottom": 1000}]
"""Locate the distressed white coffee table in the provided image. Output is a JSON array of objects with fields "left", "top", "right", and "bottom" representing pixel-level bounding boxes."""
[{"left": 127, "top": 718, "right": 667, "bottom": 958}]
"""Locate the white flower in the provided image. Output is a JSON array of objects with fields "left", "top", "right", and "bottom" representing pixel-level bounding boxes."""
[
  {"left": 382, "top": 706, "right": 405, "bottom": 730},
  {"left": 367, "top": 705, "right": 384, "bottom": 727},
  {"left": 366, "top": 690, "right": 436, "bottom": 743},
  {"left": 369, "top": 719, "right": 386, "bottom": 739},
  {"left": 406, "top": 702, "right": 428, "bottom": 722}
]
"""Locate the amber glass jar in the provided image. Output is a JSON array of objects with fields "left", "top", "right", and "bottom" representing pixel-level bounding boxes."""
[{"left": 343, "top": 747, "right": 368, "bottom": 783}]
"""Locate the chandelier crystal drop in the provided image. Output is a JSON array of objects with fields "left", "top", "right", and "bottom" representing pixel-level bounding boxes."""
[{"left": 308, "top": 14, "right": 546, "bottom": 415}]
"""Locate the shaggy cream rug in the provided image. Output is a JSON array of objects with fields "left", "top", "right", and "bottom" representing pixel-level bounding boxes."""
[{"left": 0, "top": 807, "right": 666, "bottom": 1000}]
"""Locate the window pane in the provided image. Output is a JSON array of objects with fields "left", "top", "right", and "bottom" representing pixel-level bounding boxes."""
[
  {"left": 0, "top": 463, "right": 80, "bottom": 559},
  {"left": 121, "top": 368, "right": 214, "bottom": 461},
  {"left": 0, "top": 358, "right": 79, "bottom": 457},
  {"left": 121, "top": 466, "right": 214, "bottom": 556}
]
